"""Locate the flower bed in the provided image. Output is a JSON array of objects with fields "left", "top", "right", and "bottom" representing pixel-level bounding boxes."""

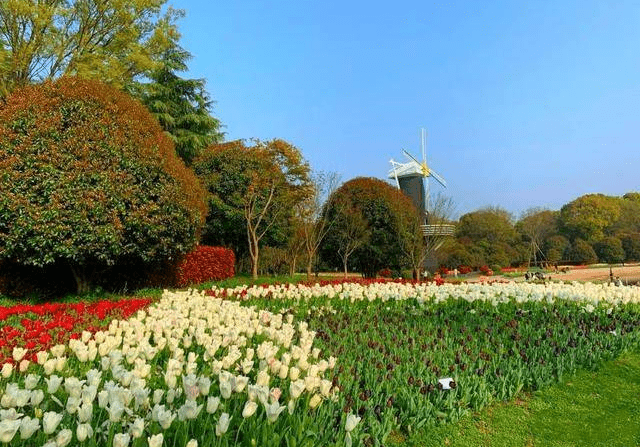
[
  {"left": 0, "top": 298, "right": 152, "bottom": 366},
  {"left": 0, "top": 281, "right": 639, "bottom": 446}
]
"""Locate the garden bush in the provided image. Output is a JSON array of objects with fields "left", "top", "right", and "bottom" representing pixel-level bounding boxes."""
[
  {"left": 0, "top": 77, "right": 207, "bottom": 295},
  {"left": 175, "top": 246, "right": 235, "bottom": 286}
]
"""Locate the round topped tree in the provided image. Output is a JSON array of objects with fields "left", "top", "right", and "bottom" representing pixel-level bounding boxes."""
[{"left": 0, "top": 77, "right": 207, "bottom": 293}]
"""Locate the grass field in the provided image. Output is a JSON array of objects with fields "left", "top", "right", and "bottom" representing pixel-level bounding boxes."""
[{"left": 389, "top": 350, "right": 640, "bottom": 446}]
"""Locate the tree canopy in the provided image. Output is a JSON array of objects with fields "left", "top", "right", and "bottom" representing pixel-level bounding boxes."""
[
  {"left": 321, "top": 177, "right": 420, "bottom": 277},
  {"left": 0, "top": 0, "right": 176, "bottom": 95},
  {"left": 126, "top": 23, "right": 223, "bottom": 164},
  {"left": 560, "top": 194, "right": 621, "bottom": 243},
  {"left": 0, "top": 77, "right": 207, "bottom": 293},
  {"left": 193, "top": 139, "right": 311, "bottom": 278}
]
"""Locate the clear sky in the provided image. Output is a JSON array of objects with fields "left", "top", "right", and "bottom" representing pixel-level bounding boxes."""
[{"left": 175, "top": 0, "right": 640, "bottom": 218}]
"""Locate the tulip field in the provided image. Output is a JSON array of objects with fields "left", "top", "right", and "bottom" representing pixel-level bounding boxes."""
[{"left": 1, "top": 280, "right": 640, "bottom": 446}]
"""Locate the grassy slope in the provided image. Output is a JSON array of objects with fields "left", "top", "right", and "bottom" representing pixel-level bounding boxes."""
[{"left": 393, "top": 350, "right": 640, "bottom": 447}]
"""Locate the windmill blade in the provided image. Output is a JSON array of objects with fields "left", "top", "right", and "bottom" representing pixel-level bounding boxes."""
[
  {"left": 389, "top": 159, "right": 400, "bottom": 188},
  {"left": 430, "top": 169, "right": 447, "bottom": 188},
  {"left": 421, "top": 128, "right": 427, "bottom": 163},
  {"left": 423, "top": 176, "right": 430, "bottom": 213}
]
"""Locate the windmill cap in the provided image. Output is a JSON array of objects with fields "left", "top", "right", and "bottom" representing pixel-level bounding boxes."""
[{"left": 388, "top": 162, "right": 427, "bottom": 178}]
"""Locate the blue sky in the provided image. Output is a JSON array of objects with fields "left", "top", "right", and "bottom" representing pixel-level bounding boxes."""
[{"left": 175, "top": 0, "right": 640, "bottom": 218}]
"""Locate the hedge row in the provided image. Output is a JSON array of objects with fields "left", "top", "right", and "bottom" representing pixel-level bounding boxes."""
[
  {"left": 0, "top": 245, "right": 235, "bottom": 298},
  {"left": 176, "top": 245, "right": 235, "bottom": 287}
]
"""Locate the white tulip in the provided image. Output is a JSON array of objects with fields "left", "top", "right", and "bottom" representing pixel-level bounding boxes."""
[
  {"left": 177, "top": 400, "right": 202, "bottom": 421},
  {"left": 30, "top": 389, "right": 44, "bottom": 408},
  {"left": 186, "top": 440, "right": 198, "bottom": 447},
  {"left": 45, "top": 375, "right": 63, "bottom": 394},
  {"left": 77, "top": 402, "right": 93, "bottom": 423},
  {"left": 198, "top": 377, "right": 211, "bottom": 396},
  {"left": 147, "top": 433, "right": 163, "bottom": 447},
  {"left": 107, "top": 400, "right": 125, "bottom": 423},
  {"left": 129, "top": 418, "right": 145, "bottom": 438},
  {"left": 19, "top": 416, "right": 40, "bottom": 440},
  {"left": 66, "top": 396, "right": 81, "bottom": 414},
  {"left": 54, "top": 356, "right": 66, "bottom": 372},
  {"left": 242, "top": 401, "right": 258, "bottom": 418},
  {"left": 76, "top": 423, "right": 94, "bottom": 442},
  {"left": 219, "top": 378, "right": 232, "bottom": 399},
  {"left": 42, "top": 411, "right": 63, "bottom": 435},
  {"left": 0, "top": 363, "right": 13, "bottom": 378},
  {"left": 152, "top": 389, "right": 164, "bottom": 404},
  {"left": 36, "top": 351, "right": 49, "bottom": 365},
  {"left": 156, "top": 407, "right": 175, "bottom": 430},
  {"left": 56, "top": 428, "right": 73, "bottom": 447},
  {"left": 264, "top": 401, "right": 286, "bottom": 423},
  {"left": 215, "top": 413, "right": 231, "bottom": 437},
  {"left": 12, "top": 347, "right": 27, "bottom": 362},
  {"left": 345, "top": 413, "right": 361, "bottom": 432},
  {"left": 24, "top": 374, "right": 40, "bottom": 390},
  {"left": 206, "top": 396, "right": 220, "bottom": 414},
  {"left": 0, "top": 419, "right": 21, "bottom": 443},
  {"left": 43, "top": 359, "right": 57, "bottom": 375},
  {"left": 113, "top": 433, "right": 131, "bottom": 447}
]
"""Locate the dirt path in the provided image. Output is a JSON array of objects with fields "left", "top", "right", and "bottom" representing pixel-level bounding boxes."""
[{"left": 543, "top": 264, "right": 640, "bottom": 283}]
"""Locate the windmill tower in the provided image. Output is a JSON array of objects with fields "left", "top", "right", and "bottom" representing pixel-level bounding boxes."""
[{"left": 389, "top": 128, "right": 447, "bottom": 225}]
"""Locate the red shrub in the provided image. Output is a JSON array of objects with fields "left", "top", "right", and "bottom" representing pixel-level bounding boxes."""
[
  {"left": 437, "top": 266, "right": 450, "bottom": 275},
  {"left": 377, "top": 268, "right": 392, "bottom": 278},
  {"left": 176, "top": 246, "right": 235, "bottom": 286},
  {"left": 458, "top": 265, "right": 472, "bottom": 274}
]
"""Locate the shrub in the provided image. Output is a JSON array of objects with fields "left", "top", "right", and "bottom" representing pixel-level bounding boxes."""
[
  {"left": 0, "top": 78, "right": 207, "bottom": 294},
  {"left": 176, "top": 246, "right": 235, "bottom": 286},
  {"left": 377, "top": 268, "right": 393, "bottom": 278},
  {"left": 458, "top": 265, "right": 473, "bottom": 274}
]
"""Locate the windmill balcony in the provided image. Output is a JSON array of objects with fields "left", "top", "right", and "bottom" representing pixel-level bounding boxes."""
[{"left": 422, "top": 224, "right": 455, "bottom": 237}]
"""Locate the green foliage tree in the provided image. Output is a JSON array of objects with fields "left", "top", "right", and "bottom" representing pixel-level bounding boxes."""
[
  {"left": 594, "top": 237, "right": 625, "bottom": 265},
  {"left": 568, "top": 239, "right": 598, "bottom": 265},
  {"left": 621, "top": 234, "right": 640, "bottom": 262},
  {"left": 516, "top": 208, "right": 560, "bottom": 267},
  {"left": 321, "top": 177, "right": 420, "bottom": 278},
  {"left": 544, "top": 235, "right": 570, "bottom": 264},
  {"left": 193, "top": 139, "right": 311, "bottom": 279},
  {"left": 560, "top": 194, "right": 621, "bottom": 243},
  {"left": 456, "top": 207, "right": 516, "bottom": 243},
  {"left": 127, "top": 23, "right": 223, "bottom": 164},
  {"left": 455, "top": 207, "right": 518, "bottom": 267},
  {"left": 0, "top": 0, "right": 177, "bottom": 95},
  {"left": 0, "top": 77, "right": 207, "bottom": 293}
]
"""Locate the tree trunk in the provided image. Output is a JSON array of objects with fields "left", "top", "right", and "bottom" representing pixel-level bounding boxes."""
[
  {"left": 69, "top": 265, "right": 91, "bottom": 295},
  {"left": 343, "top": 258, "right": 348, "bottom": 278},
  {"left": 250, "top": 243, "right": 259, "bottom": 280},
  {"left": 306, "top": 258, "right": 313, "bottom": 281}
]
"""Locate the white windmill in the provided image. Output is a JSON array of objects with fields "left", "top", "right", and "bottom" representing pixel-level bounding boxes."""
[{"left": 389, "top": 128, "right": 447, "bottom": 224}]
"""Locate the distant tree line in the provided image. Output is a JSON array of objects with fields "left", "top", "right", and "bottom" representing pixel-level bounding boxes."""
[{"left": 439, "top": 193, "right": 640, "bottom": 270}]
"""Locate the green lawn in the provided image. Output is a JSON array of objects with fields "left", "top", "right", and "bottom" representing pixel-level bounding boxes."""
[{"left": 392, "top": 350, "right": 640, "bottom": 446}]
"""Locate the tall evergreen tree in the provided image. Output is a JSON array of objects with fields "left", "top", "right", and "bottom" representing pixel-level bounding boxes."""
[{"left": 128, "top": 30, "right": 224, "bottom": 164}]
